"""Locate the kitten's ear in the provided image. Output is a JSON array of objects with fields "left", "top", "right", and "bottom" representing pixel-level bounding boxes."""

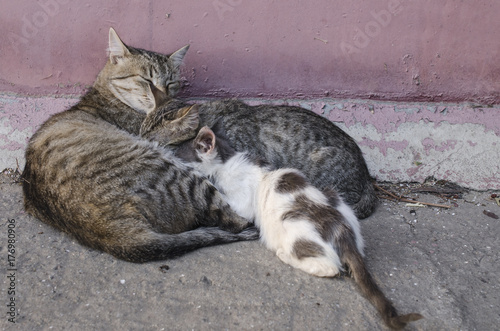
[
  {"left": 195, "top": 126, "right": 216, "bottom": 154},
  {"left": 169, "top": 45, "right": 190, "bottom": 68},
  {"left": 108, "top": 27, "right": 130, "bottom": 64}
]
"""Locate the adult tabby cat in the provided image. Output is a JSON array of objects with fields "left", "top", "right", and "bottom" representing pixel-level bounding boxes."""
[
  {"left": 22, "top": 28, "right": 258, "bottom": 263},
  {"left": 142, "top": 104, "right": 422, "bottom": 329}
]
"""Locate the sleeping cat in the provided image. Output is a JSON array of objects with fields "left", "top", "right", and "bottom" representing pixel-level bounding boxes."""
[
  {"left": 150, "top": 115, "right": 422, "bottom": 329},
  {"left": 194, "top": 100, "right": 377, "bottom": 219},
  {"left": 22, "top": 28, "right": 258, "bottom": 263},
  {"left": 143, "top": 97, "right": 376, "bottom": 219}
]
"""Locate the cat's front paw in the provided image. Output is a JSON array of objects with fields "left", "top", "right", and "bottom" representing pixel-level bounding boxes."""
[
  {"left": 236, "top": 226, "right": 260, "bottom": 241},
  {"left": 220, "top": 213, "right": 254, "bottom": 233}
]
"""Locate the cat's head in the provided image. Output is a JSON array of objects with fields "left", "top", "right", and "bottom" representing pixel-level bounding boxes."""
[
  {"left": 174, "top": 126, "right": 220, "bottom": 166},
  {"left": 141, "top": 99, "right": 200, "bottom": 145},
  {"left": 174, "top": 125, "right": 235, "bottom": 166},
  {"left": 95, "top": 27, "right": 189, "bottom": 113}
]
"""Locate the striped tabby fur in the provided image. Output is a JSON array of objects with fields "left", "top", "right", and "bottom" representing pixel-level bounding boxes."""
[
  {"left": 142, "top": 98, "right": 377, "bottom": 219},
  {"left": 22, "top": 28, "right": 258, "bottom": 263}
]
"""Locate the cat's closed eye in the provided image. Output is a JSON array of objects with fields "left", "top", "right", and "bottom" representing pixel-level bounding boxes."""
[{"left": 166, "top": 82, "right": 180, "bottom": 96}]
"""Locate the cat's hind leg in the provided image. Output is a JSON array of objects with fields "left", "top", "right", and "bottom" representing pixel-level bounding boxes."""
[{"left": 276, "top": 241, "right": 341, "bottom": 277}]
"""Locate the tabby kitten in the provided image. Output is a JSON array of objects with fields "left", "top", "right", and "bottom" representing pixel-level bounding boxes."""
[
  {"left": 151, "top": 99, "right": 377, "bottom": 219},
  {"left": 169, "top": 124, "right": 422, "bottom": 330},
  {"left": 199, "top": 100, "right": 377, "bottom": 219},
  {"left": 22, "top": 28, "right": 258, "bottom": 263}
]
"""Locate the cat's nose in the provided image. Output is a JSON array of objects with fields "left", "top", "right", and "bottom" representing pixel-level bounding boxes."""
[
  {"left": 150, "top": 83, "right": 168, "bottom": 105},
  {"left": 156, "top": 85, "right": 167, "bottom": 93}
]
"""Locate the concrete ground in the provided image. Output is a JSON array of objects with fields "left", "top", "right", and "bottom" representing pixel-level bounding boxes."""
[{"left": 1, "top": 171, "right": 499, "bottom": 330}]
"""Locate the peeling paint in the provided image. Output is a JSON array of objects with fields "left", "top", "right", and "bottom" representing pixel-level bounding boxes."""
[
  {"left": 0, "top": 94, "right": 78, "bottom": 168},
  {"left": 395, "top": 107, "right": 420, "bottom": 114},
  {"left": 358, "top": 137, "right": 409, "bottom": 157},
  {"left": 0, "top": 137, "right": 24, "bottom": 152},
  {"left": 422, "top": 138, "right": 459, "bottom": 155},
  {"left": 406, "top": 165, "right": 422, "bottom": 177}
]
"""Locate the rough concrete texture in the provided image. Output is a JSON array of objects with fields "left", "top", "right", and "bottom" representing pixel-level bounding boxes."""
[
  {"left": 1, "top": 94, "right": 499, "bottom": 190},
  {"left": 1, "top": 173, "right": 499, "bottom": 330}
]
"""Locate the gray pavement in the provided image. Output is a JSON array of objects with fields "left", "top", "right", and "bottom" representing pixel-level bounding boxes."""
[{"left": 1, "top": 172, "right": 499, "bottom": 330}]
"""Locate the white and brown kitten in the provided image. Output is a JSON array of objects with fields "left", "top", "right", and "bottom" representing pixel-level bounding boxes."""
[{"left": 173, "top": 125, "right": 423, "bottom": 330}]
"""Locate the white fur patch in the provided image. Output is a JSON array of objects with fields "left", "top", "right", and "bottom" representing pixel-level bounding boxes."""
[
  {"left": 337, "top": 199, "right": 365, "bottom": 254},
  {"left": 194, "top": 152, "right": 261, "bottom": 221}
]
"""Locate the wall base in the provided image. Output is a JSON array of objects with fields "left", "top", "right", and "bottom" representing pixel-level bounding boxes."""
[{"left": 1, "top": 93, "right": 499, "bottom": 190}]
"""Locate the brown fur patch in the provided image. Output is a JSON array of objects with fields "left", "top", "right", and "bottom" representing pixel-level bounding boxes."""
[
  {"left": 275, "top": 171, "right": 307, "bottom": 193},
  {"left": 282, "top": 195, "right": 343, "bottom": 242},
  {"left": 292, "top": 239, "right": 324, "bottom": 259},
  {"left": 322, "top": 188, "right": 341, "bottom": 208}
]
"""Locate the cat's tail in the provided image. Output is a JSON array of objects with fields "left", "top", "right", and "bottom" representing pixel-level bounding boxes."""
[
  {"left": 110, "top": 226, "right": 259, "bottom": 263},
  {"left": 339, "top": 236, "right": 424, "bottom": 329},
  {"left": 351, "top": 181, "right": 378, "bottom": 220}
]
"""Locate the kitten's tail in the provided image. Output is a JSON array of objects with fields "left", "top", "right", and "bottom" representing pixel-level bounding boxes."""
[
  {"left": 339, "top": 237, "right": 424, "bottom": 329},
  {"left": 110, "top": 226, "right": 259, "bottom": 263}
]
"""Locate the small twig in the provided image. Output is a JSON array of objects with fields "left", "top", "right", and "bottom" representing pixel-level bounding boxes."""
[
  {"left": 375, "top": 184, "right": 451, "bottom": 209},
  {"left": 15, "top": 158, "right": 21, "bottom": 174},
  {"left": 15, "top": 158, "right": 29, "bottom": 184},
  {"left": 375, "top": 184, "right": 403, "bottom": 200}
]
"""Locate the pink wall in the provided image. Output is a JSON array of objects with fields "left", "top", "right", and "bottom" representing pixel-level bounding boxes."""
[{"left": 1, "top": 0, "right": 499, "bottom": 103}]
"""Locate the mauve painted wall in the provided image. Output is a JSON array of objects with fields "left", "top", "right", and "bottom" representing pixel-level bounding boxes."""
[{"left": 1, "top": 0, "right": 499, "bottom": 103}]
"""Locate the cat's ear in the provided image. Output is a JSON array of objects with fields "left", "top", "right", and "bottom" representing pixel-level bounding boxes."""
[
  {"left": 108, "top": 27, "right": 131, "bottom": 64},
  {"left": 169, "top": 104, "right": 200, "bottom": 132},
  {"left": 169, "top": 45, "right": 190, "bottom": 68},
  {"left": 158, "top": 104, "right": 200, "bottom": 145},
  {"left": 195, "top": 126, "right": 216, "bottom": 154}
]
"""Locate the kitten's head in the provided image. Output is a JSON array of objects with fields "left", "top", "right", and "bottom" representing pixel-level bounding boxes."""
[
  {"left": 141, "top": 99, "right": 200, "bottom": 145},
  {"left": 95, "top": 27, "right": 189, "bottom": 113},
  {"left": 175, "top": 125, "right": 235, "bottom": 166},
  {"left": 174, "top": 126, "right": 219, "bottom": 165}
]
